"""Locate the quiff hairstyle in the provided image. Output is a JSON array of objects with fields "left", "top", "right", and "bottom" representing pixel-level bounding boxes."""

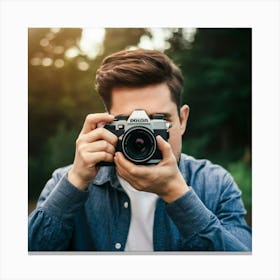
[{"left": 95, "top": 49, "right": 184, "bottom": 113}]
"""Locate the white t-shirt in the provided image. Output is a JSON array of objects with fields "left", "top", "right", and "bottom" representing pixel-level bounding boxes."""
[{"left": 118, "top": 175, "right": 158, "bottom": 251}]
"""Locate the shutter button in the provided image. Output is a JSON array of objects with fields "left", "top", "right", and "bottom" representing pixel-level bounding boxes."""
[{"left": 115, "top": 243, "right": 121, "bottom": 250}]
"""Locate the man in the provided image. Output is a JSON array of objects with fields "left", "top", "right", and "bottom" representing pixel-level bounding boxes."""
[{"left": 28, "top": 49, "right": 252, "bottom": 251}]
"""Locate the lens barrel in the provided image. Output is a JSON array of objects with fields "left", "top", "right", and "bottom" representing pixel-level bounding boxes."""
[{"left": 121, "top": 126, "right": 156, "bottom": 164}]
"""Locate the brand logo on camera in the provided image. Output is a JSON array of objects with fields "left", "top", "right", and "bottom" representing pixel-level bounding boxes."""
[{"left": 129, "top": 119, "right": 149, "bottom": 123}]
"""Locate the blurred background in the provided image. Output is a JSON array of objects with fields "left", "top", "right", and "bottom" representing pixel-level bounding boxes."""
[{"left": 28, "top": 28, "right": 251, "bottom": 226}]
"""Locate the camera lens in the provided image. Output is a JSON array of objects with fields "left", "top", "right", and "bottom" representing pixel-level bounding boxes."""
[
  {"left": 134, "top": 137, "right": 146, "bottom": 152},
  {"left": 122, "top": 127, "right": 156, "bottom": 163}
]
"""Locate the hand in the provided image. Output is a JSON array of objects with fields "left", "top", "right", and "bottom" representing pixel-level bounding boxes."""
[
  {"left": 114, "top": 135, "right": 190, "bottom": 203},
  {"left": 68, "top": 113, "right": 118, "bottom": 190}
]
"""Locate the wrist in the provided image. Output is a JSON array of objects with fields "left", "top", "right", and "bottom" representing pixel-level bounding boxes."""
[
  {"left": 67, "top": 169, "right": 89, "bottom": 190},
  {"left": 160, "top": 175, "right": 190, "bottom": 203}
]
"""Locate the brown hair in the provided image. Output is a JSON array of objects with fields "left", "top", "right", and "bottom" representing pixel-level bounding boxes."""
[{"left": 95, "top": 49, "right": 184, "bottom": 112}]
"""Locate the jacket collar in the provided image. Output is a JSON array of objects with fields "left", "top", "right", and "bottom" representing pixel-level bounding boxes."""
[{"left": 93, "top": 166, "right": 123, "bottom": 191}]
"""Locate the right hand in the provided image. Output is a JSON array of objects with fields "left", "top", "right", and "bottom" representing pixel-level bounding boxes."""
[{"left": 68, "top": 113, "right": 118, "bottom": 190}]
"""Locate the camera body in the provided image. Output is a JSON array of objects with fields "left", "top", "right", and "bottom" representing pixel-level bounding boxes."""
[{"left": 99, "top": 109, "right": 171, "bottom": 166}]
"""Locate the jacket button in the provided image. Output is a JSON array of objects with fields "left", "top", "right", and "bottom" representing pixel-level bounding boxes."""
[
  {"left": 115, "top": 243, "right": 121, "bottom": 250},
  {"left": 124, "top": 201, "right": 129, "bottom": 208}
]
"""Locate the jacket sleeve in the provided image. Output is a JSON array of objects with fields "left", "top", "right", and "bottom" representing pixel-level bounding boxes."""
[
  {"left": 28, "top": 168, "right": 89, "bottom": 251},
  {"left": 165, "top": 173, "right": 252, "bottom": 251}
]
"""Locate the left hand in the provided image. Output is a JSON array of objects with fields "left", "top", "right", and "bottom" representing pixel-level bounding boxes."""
[{"left": 114, "top": 135, "right": 190, "bottom": 203}]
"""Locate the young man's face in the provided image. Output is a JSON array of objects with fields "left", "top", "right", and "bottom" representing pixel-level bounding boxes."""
[{"left": 109, "top": 83, "right": 189, "bottom": 162}]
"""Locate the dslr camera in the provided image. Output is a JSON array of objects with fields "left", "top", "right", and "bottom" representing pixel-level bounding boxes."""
[{"left": 99, "top": 109, "right": 171, "bottom": 165}]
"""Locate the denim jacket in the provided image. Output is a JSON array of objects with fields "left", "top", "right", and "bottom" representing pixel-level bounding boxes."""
[{"left": 28, "top": 153, "right": 252, "bottom": 251}]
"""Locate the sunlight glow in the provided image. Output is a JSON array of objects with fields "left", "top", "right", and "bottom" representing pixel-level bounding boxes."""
[
  {"left": 78, "top": 28, "right": 196, "bottom": 58},
  {"left": 138, "top": 28, "right": 172, "bottom": 50},
  {"left": 50, "top": 28, "right": 61, "bottom": 34},
  {"left": 138, "top": 28, "right": 196, "bottom": 51},
  {"left": 40, "top": 38, "right": 49, "bottom": 47},
  {"left": 30, "top": 57, "right": 41, "bottom": 66},
  {"left": 65, "top": 47, "right": 80, "bottom": 58},
  {"left": 41, "top": 57, "right": 53, "bottom": 67},
  {"left": 53, "top": 46, "right": 64, "bottom": 55},
  {"left": 54, "top": 59, "right": 64, "bottom": 68},
  {"left": 29, "top": 28, "right": 197, "bottom": 69},
  {"left": 79, "top": 28, "right": 105, "bottom": 59},
  {"left": 182, "top": 28, "right": 196, "bottom": 42},
  {"left": 77, "top": 60, "right": 89, "bottom": 71}
]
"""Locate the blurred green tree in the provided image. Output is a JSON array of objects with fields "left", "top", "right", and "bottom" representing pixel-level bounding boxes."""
[
  {"left": 167, "top": 28, "right": 251, "bottom": 165},
  {"left": 28, "top": 28, "right": 146, "bottom": 200}
]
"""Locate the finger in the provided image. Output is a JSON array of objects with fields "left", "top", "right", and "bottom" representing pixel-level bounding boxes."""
[
  {"left": 115, "top": 159, "right": 139, "bottom": 188},
  {"left": 156, "top": 135, "right": 173, "bottom": 160},
  {"left": 86, "top": 140, "right": 116, "bottom": 155},
  {"left": 85, "top": 151, "right": 114, "bottom": 166},
  {"left": 115, "top": 161, "right": 131, "bottom": 181},
  {"left": 114, "top": 152, "right": 148, "bottom": 177},
  {"left": 83, "top": 127, "right": 118, "bottom": 146},
  {"left": 80, "top": 113, "right": 115, "bottom": 135}
]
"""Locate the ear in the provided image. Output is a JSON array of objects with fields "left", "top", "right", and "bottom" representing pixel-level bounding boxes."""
[{"left": 179, "top": 105, "right": 190, "bottom": 136}]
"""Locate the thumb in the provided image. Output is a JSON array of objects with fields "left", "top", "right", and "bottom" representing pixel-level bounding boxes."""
[{"left": 156, "top": 135, "right": 173, "bottom": 160}]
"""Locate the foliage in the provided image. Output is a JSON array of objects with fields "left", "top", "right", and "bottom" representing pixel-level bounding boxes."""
[
  {"left": 167, "top": 28, "right": 251, "bottom": 164},
  {"left": 228, "top": 161, "right": 252, "bottom": 210},
  {"left": 228, "top": 160, "right": 252, "bottom": 226},
  {"left": 28, "top": 28, "right": 146, "bottom": 198}
]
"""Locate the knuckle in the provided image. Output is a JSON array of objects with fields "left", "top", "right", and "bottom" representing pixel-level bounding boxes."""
[
  {"left": 100, "top": 151, "right": 107, "bottom": 159},
  {"left": 130, "top": 167, "right": 137, "bottom": 176},
  {"left": 76, "top": 136, "right": 82, "bottom": 146},
  {"left": 85, "top": 114, "right": 94, "bottom": 122},
  {"left": 87, "top": 128, "right": 101, "bottom": 142},
  {"left": 77, "top": 143, "right": 86, "bottom": 154},
  {"left": 102, "top": 140, "right": 109, "bottom": 151},
  {"left": 76, "top": 134, "right": 86, "bottom": 145},
  {"left": 90, "top": 128, "right": 99, "bottom": 139},
  {"left": 107, "top": 154, "right": 114, "bottom": 162},
  {"left": 112, "top": 133, "right": 118, "bottom": 143},
  {"left": 104, "top": 141, "right": 115, "bottom": 153},
  {"left": 96, "top": 127, "right": 105, "bottom": 138},
  {"left": 76, "top": 138, "right": 80, "bottom": 146}
]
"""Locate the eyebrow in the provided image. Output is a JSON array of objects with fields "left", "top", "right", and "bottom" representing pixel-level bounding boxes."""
[
  {"left": 154, "top": 112, "right": 172, "bottom": 119},
  {"left": 115, "top": 112, "right": 172, "bottom": 119}
]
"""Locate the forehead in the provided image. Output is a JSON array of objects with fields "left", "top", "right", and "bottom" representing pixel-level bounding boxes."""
[{"left": 110, "top": 83, "right": 177, "bottom": 116}]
